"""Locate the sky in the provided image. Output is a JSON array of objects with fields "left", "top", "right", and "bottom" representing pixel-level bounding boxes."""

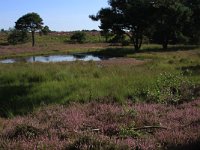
[{"left": 0, "top": 0, "right": 108, "bottom": 31}]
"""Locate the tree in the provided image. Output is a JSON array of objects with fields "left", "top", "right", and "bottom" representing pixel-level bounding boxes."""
[
  {"left": 183, "top": 0, "right": 200, "bottom": 44},
  {"left": 151, "top": 0, "right": 192, "bottom": 49},
  {"left": 15, "top": 12, "right": 43, "bottom": 47},
  {"left": 70, "top": 32, "right": 86, "bottom": 43},
  {"left": 90, "top": 0, "right": 154, "bottom": 51},
  {"left": 0, "top": 29, "right": 5, "bottom": 33},
  {"left": 41, "top": 26, "right": 51, "bottom": 35},
  {"left": 90, "top": 8, "right": 114, "bottom": 43}
]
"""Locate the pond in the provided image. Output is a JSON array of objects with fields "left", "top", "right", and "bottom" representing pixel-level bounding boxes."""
[{"left": 0, "top": 54, "right": 106, "bottom": 63}]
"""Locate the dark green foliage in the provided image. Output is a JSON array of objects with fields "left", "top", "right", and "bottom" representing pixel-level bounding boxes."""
[
  {"left": 15, "top": 12, "right": 43, "bottom": 32},
  {"left": 91, "top": 0, "right": 199, "bottom": 50},
  {"left": 70, "top": 32, "right": 86, "bottom": 43},
  {"left": 151, "top": 0, "right": 192, "bottom": 49},
  {"left": 90, "top": 8, "right": 114, "bottom": 43},
  {"left": 7, "top": 29, "right": 29, "bottom": 45},
  {"left": 90, "top": 0, "right": 154, "bottom": 51},
  {"left": 0, "top": 29, "right": 5, "bottom": 33},
  {"left": 41, "top": 26, "right": 51, "bottom": 35},
  {"left": 149, "top": 73, "right": 196, "bottom": 104},
  {"left": 15, "top": 12, "right": 43, "bottom": 47},
  {"left": 183, "top": 0, "right": 200, "bottom": 44},
  {"left": 109, "top": 34, "right": 125, "bottom": 44}
]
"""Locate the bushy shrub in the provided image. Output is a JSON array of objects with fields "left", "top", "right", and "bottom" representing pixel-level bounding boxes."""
[
  {"left": 70, "top": 31, "right": 86, "bottom": 43},
  {"left": 7, "top": 29, "right": 28, "bottom": 45},
  {"left": 40, "top": 26, "right": 51, "bottom": 36},
  {"left": 150, "top": 72, "right": 195, "bottom": 104}
]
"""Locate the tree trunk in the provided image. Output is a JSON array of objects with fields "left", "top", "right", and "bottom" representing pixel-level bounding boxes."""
[
  {"left": 132, "top": 32, "right": 143, "bottom": 51},
  {"left": 162, "top": 35, "right": 168, "bottom": 49},
  {"left": 31, "top": 31, "right": 35, "bottom": 47},
  {"left": 134, "top": 35, "right": 139, "bottom": 51},
  {"left": 138, "top": 35, "right": 143, "bottom": 50},
  {"left": 134, "top": 44, "right": 139, "bottom": 51},
  {"left": 162, "top": 42, "right": 168, "bottom": 49},
  {"left": 127, "top": 30, "right": 143, "bottom": 51}
]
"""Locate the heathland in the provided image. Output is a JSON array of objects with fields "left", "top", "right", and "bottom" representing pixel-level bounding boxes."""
[{"left": 0, "top": 32, "right": 200, "bottom": 149}]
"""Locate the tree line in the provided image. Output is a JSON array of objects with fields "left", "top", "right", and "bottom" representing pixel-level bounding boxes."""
[{"left": 90, "top": 0, "right": 200, "bottom": 50}]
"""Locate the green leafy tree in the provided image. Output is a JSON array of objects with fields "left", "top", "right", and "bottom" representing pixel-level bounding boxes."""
[
  {"left": 90, "top": 0, "right": 154, "bottom": 51},
  {"left": 90, "top": 8, "right": 114, "bottom": 42},
  {"left": 15, "top": 12, "right": 43, "bottom": 47},
  {"left": 152, "top": 0, "right": 192, "bottom": 49},
  {"left": 70, "top": 32, "right": 86, "bottom": 43}
]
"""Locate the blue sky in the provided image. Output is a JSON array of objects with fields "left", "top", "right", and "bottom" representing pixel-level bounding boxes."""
[{"left": 0, "top": 0, "right": 108, "bottom": 31}]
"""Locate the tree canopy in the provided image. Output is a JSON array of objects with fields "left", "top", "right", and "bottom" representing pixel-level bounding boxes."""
[
  {"left": 151, "top": 0, "right": 192, "bottom": 49},
  {"left": 182, "top": 0, "right": 200, "bottom": 44},
  {"left": 15, "top": 12, "right": 43, "bottom": 47},
  {"left": 90, "top": 0, "right": 154, "bottom": 50},
  {"left": 90, "top": 0, "right": 198, "bottom": 50},
  {"left": 41, "top": 26, "right": 51, "bottom": 35}
]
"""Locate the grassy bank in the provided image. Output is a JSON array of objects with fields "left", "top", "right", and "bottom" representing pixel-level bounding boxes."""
[{"left": 0, "top": 47, "right": 200, "bottom": 117}]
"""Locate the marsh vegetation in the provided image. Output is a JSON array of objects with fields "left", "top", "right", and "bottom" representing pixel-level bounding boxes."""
[{"left": 0, "top": 0, "right": 200, "bottom": 148}]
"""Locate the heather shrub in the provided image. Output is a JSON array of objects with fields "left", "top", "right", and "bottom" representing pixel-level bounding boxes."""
[
  {"left": 66, "top": 135, "right": 129, "bottom": 150},
  {"left": 0, "top": 100, "right": 200, "bottom": 149}
]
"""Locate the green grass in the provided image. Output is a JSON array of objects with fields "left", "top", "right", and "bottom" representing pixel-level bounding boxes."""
[
  {"left": 0, "top": 46, "right": 200, "bottom": 117},
  {"left": 0, "top": 32, "right": 200, "bottom": 117},
  {"left": 0, "top": 62, "right": 155, "bottom": 115}
]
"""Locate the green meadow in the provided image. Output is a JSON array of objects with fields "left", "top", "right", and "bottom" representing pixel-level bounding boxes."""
[{"left": 0, "top": 43, "right": 199, "bottom": 117}]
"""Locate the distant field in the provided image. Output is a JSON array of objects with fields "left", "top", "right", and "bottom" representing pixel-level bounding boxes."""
[{"left": 0, "top": 32, "right": 108, "bottom": 59}]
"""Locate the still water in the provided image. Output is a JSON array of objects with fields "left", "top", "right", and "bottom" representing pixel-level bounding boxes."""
[{"left": 0, "top": 54, "right": 104, "bottom": 63}]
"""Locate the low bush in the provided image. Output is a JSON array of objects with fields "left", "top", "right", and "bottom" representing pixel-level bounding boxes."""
[
  {"left": 70, "top": 31, "right": 86, "bottom": 43},
  {"left": 7, "top": 29, "right": 29, "bottom": 45},
  {"left": 134, "top": 72, "right": 199, "bottom": 104}
]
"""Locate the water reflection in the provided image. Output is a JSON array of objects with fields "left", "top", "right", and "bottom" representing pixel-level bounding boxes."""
[{"left": 0, "top": 54, "right": 102, "bottom": 64}]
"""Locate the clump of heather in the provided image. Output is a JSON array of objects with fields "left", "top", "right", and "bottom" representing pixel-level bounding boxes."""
[{"left": 0, "top": 99, "right": 200, "bottom": 149}]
